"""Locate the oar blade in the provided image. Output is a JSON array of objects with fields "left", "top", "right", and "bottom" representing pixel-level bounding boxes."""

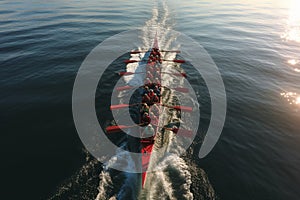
[
  {"left": 124, "top": 59, "right": 139, "bottom": 64},
  {"left": 106, "top": 125, "right": 128, "bottom": 133},
  {"left": 116, "top": 85, "right": 133, "bottom": 91},
  {"left": 119, "top": 71, "right": 134, "bottom": 76},
  {"left": 160, "top": 50, "right": 181, "bottom": 53},
  {"left": 173, "top": 59, "right": 185, "bottom": 63},
  {"left": 130, "top": 51, "right": 142, "bottom": 54},
  {"left": 110, "top": 104, "right": 130, "bottom": 110}
]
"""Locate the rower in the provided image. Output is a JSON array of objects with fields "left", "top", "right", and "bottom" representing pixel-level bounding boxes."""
[
  {"left": 145, "top": 78, "right": 152, "bottom": 86},
  {"left": 142, "top": 86, "right": 150, "bottom": 95},
  {"left": 147, "top": 71, "right": 154, "bottom": 80},
  {"left": 154, "top": 78, "right": 161, "bottom": 86},
  {"left": 154, "top": 69, "right": 160, "bottom": 77},
  {"left": 142, "top": 93, "right": 151, "bottom": 104},
  {"left": 141, "top": 112, "right": 151, "bottom": 126},
  {"left": 152, "top": 93, "right": 159, "bottom": 104},
  {"left": 148, "top": 89, "right": 155, "bottom": 98},
  {"left": 153, "top": 85, "right": 161, "bottom": 97}
]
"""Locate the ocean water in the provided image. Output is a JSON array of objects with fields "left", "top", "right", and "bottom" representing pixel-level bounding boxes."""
[{"left": 1, "top": 0, "right": 300, "bottom": 199}]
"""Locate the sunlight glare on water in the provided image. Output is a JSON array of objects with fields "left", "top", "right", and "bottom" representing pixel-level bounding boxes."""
[
  {"left": 280, "top": 92, "right": 300, "bottom": 106},
  {"left": 287, "top": 59, "right": 300, "bottom": 72},
  {"left": 281, "top": 0, "right": 300, "bottom": 42},
  {"left": 296, "top": 96, "right": 300, "bottom": 105}
]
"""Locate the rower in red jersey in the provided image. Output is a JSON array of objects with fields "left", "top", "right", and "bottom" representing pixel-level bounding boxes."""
[
  {"left": 141, "top": 112, "right": 151, "bottom": 126},
  {"left": 152, "top": 93, "right": 159, "bottom": 104},
  {"left": 142, "top": 93, "right": 151, "bottom": 104},
  {"left": 145, "top": 78, "right": 152, "bottom": 86},
  {"left": 154, "top": 78, "right": 161, "bottom": 87},
  {"left": 148, "top": 89, "right": 155, "bottom": 98},
  {"left": 147, "top": 71, "right": 154, "bottom": 80}
]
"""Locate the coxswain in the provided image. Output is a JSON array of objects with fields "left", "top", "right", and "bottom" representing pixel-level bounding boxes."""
[{"left": 141, "top": 112, "right": 151, "bottom": 126}]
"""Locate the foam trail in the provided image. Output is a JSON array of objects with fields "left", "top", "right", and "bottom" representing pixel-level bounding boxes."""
[{"left": 96, "top": 171, "right": 114, "bottom": 200}]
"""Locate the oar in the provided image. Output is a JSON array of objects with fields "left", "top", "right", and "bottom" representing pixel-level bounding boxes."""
[
  {"left": 162, "top": 59, "right": 185, "bottom": 63},
  {"left": 106, "top": 124, "right": 141, "bottom": 134},
  {"left": 124, "top": 59, "right": 185, "bottom": 64},
  {"left": 116, "top": 85, "right": 189, "bottom": 93},
  {"left": 124, "top": 59, "right": 142, "bottom": 64},
  {"left": 118, "top": 71, "right": 187, "bottom": 77},
  {"left": 130, "top": 50, "right": 180, "bottom": 54},
  {"left": 160, "top": 50, "right": 181, "bottom": 53},
  {"left": 110, "top": 103, "right": 141, "bottom": 110}
]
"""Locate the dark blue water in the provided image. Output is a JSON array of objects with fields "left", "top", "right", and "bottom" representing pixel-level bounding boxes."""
[{"left": 1, "top": 0, "right": 300, "bottom": 199}]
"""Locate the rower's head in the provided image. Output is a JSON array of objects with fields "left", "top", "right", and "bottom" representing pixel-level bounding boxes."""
[{"left": 143, "top": 112, "right": 149, "bottom": 116}]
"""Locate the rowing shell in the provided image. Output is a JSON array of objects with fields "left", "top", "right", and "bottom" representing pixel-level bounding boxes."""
[{"left": 105, "top": 33, "right": 193, "bottom": 189}]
